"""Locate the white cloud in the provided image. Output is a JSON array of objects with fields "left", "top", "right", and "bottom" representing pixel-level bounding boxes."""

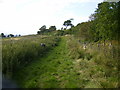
[{"left": 0, "top": 0, "right": 103, "bottom": 35}]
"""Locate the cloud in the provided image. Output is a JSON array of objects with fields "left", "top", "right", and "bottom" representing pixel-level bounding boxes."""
[{"left": 0, "top": 0, "right": 103, "bottom": 35}]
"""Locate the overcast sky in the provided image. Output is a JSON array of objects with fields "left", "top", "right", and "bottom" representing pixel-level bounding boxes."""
[{"left": 0, "top": 0, "right": 104, "bottom": 35}]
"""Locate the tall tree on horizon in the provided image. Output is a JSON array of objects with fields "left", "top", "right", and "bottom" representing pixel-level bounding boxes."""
[{"left": 63, "top": 19, "right": 74, "bottom": 29}]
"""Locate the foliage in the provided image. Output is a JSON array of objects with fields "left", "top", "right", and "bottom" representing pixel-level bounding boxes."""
[
  {"left": 37, "top": 25, "right": 57, "bottom": 35},
  {"left": 68, "top": 2, "right": 120, "bottom": 42},
  {"left": 12, "top": 36, "right": 119, "bottom": 88},
  {"left": 39, "top": 25, "right": 46, "bottom": 32},
  {"left": 1, "top": 33, "right": 5, "bottom": 38},
  {"left": 94, "top": 2, "right": 119, "bottom": 40},
  {"left": 9, "top": 34, "right": 14, "bottom": 37},
  {"left": 2, "top": 1, "right": 120, "bottom": 88},
  {"left": 55, "top": 30, "right": 65, "bottom": 36},
  {"left": 2, "top": 35, "right": 60, "bottom": 78},
  {"left": 63, "top": 19, "right": 74, "bottom": 29},
  {"left": 49, "top": 26, "right": 56, "bottom": 32}
]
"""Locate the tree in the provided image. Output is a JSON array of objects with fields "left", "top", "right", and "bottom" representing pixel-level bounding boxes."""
[
  {"left": 94, "top": 2, "right": 119, "bottom": 40},
  {"left": 89, "top": 14, "right": 96, "bottom": 21},
  {"left": 39, "top": 25, "right": 47, "bottom": 33},
  {"left": 37, "top": 25, "right": 47, "bottom": 34},
  {"left": 1, "top": 33, "right": 5, "bottom": 38},
  {"left": 75, "top": 22, "right": 93, "bottom": 41},
  {"left": 37, "top": 31, "right": 40, "bottom": 34},
  {"left": 63, "top": 19, "right": 73, "bottom": 29},
  {"left": 49, "top": 26, "right": 56, "bottom": 31},
  {"left": 7, "top": 35, "right": 10, "bottom": 37},
  {"left": 9, "top": 34, "right": 14, "bottom": 37},
  {"left": 86, "top": 2, "right": 119, "bottom": 42}
]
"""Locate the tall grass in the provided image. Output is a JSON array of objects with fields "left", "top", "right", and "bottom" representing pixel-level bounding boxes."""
[
  {"left": 66, "top": 36, "right": 119, "bottom": 88},
  {"left": 2, "top": 35, "right": 119, "bottom": 88},
  {"left": 2, "top": 35, "right": 60, "bottom": 78}
]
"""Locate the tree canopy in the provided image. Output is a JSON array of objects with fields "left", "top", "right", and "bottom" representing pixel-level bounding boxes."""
[
  {"left": 37, "top": 25, "right": 57, "bottom": 35},
  {"left": 39, "top": 25, "right": 47, "bottom": 33},
  {"left": 49, "top": 26, "right": 56, "bottom": 31},
  {"left": 63, "top": 19, "right": 73, "bottom": 29}
]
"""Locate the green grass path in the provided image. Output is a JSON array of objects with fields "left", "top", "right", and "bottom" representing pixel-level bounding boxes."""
[
  {"left": 13, "top": 36, "right": 119, "bottom": 88},
  {"left": 14, "top": 36, "right": 79, "bottom": 88},
  {"left": 14, "top": 36, "right": 118, "bottom": 88}
]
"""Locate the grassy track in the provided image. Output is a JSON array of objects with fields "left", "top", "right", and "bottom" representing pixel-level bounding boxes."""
[
  {"left": 13, "top": 36, "right": 77, "bottom": 88},
  {"left": 13, "top": 36, "right": 119, "bottom": 88}
]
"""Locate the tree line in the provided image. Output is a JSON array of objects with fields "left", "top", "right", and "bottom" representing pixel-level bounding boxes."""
[
  {"left": 37, "top": 19, "right": 74, "bottom": 35},
  {"left": 1, "top": 1, "right": 119, "bottom": 41},
  {"left": 0, "top": 33, "right": 21, "bottom": 38},
  {"left": 37, "top": 1, "right": 119, "bottom": 43},
  {"left": 62, "top": 1, "right": 120, "bottom": 42},
  {"left": 90, "top": 1, "right": 120, "bottom": 41}
]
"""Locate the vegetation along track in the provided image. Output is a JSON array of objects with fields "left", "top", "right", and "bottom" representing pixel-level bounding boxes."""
[
  {"left": 13, "top": 36, "right": 118, "bottom": 88},
  {"left": 13, "top": 36, "right": 74, "bottom": 88}
]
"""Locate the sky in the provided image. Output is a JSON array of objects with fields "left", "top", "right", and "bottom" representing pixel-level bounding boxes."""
[{"left": 0, "top": 0, "right": 104, "bottom": 35}]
